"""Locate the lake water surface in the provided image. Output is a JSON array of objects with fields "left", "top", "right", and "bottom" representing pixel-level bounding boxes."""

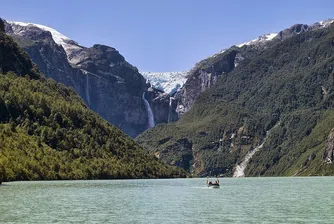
[{"left": 1, "top": 177, "right": 333, "bottom": 223}]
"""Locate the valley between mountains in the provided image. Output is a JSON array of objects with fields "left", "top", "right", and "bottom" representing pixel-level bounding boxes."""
[{"left": 1, "top": 17, "right": 334, "bottom": 182}]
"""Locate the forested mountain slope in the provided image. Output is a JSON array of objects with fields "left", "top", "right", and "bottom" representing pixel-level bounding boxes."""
[{"left": 137, "top": 22, "right": 334, "bottom": 177}]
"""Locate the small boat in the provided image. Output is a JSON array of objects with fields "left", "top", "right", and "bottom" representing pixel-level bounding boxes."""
[{"left": 206, "top": 177, "right": 220, "bottom": 188}]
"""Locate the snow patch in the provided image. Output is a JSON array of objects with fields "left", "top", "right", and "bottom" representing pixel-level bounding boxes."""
[
  {"left": 317, "top": 19, "right": 334, "bottom": 28},
  {"left": 237, "top": 33, "right": 278, "bottom": 48},
  {"left": 8, "top": 21, "right": 83, "bottom": 60}
]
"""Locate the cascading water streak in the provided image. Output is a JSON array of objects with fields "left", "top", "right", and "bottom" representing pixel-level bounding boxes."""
[
  {"left": 86, "top": 73, "right": 91, "bottom": 106},
  {"left": 233, "top": 141, "right": 266, "bottom": 178},
  {"left": 233, "top": 122, "right": 279, "bottom": 177},
  {"left": 168, "top": 96, "right": 174, "bottom": 123},
  {"left": 142, "top": 91, "right": 155, "bottom": 128}
]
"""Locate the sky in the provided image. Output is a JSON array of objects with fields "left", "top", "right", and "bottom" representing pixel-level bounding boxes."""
[{"left": 1, "top": 0, "right": 334, "bottom": 72}]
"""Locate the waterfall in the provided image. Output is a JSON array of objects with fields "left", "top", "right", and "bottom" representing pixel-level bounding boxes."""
[
  {"left": 168, "top": 96, "right": 174, "bottom": 123},
  {"left": 142, "top": 91, "right": 155, "bottom": 128},
  {"left": 233, "top": 122, "right": 279, "bottom": 177},
  {"left": 233, "top": 140, "right": 266, "bottom": 178},
  {"left": 86, "top": 73, "right": 91, "bottom": 106}
]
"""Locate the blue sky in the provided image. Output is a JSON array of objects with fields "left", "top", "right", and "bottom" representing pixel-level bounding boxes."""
[{"left": 2, "top": 0, "right": 334, "bottom": 72}]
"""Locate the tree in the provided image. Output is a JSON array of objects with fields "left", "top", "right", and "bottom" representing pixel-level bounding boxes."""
[{"left": 0, "top": 164, "right": 6, "bottom": 184}]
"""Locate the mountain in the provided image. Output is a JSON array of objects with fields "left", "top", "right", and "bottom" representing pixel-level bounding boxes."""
[
  {"left": 136, "top": 19, "right": 334, "bottom": 177},
  {"left": 0, "top": 18, "right": 186, "bottom": 181},
  {"left": 172, "top": 19, "right": 334, "bottom": 118},
  {"left": 4, "top": 21, "right": 152, "bottom": 137}
]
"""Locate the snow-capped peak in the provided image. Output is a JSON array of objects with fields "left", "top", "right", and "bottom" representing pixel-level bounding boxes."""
[
  {"left": 237, "top": 33, "right": 278, "bottom": 48},
  {"left": 9, "top": 21, "right": 70, "bottom": 46},
  {"left": 8, "top": 21, "right": 83, "bottom": 62},
  {"left": 141, "top": 71, "right": 188, "bottom": 95},
  {"left": 216, "top": 18, "right": 333, "bottom": 54},
  {"left": 315, "top": 19, "right": 334, "bottom": 28}
]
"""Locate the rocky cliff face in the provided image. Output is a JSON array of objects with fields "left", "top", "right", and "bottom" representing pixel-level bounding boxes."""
[
  {"left": 275, "top": 19, "right": 334, "bottom": 41},
  {"left": 174, "top": 50, "right": 237, "bottom": 117},
  {"left": 0, "top": 19, "right": 4, "bottom": 32},
  {"left": 67, "top": 43, "right": 149, "bottom": 137},
  {"left": 146, "top": 89, "right": 179, "bottom": 124},
  {"left": 5, "top": 23, "right": 87, "bottom": 95},
  {"left": 5, "top": 21, "right": 150, "bottom": 137}
]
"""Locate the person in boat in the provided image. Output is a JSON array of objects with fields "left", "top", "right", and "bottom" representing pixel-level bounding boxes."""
[
  {"left": 206, "top": 177, "right": 212, "bottom": 185},
  {"left": 207, "top": 177, "right": 219, "bottom": 186}
]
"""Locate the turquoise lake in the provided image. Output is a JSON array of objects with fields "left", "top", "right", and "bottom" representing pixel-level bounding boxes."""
[{"left": 1, "top": 177, "right": 333, "bottom": 223}]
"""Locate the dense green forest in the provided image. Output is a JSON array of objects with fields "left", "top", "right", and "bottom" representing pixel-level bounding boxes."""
[
  {"left": 0, "top": 19, "right": 186, "bottom": 182},
  {"left": 137, "top": 24, "right": 334, "bottom": 176}
]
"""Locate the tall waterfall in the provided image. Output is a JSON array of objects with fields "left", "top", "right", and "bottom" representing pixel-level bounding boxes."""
[
  {"left": 86, "top": 73, "right": 91, "bottom": 106},
  {"left": 142, "top": 91, "right": 155, "bottom": 128},
  {"left": 168, "top": 96, "right": 174, "bottom": 123}
]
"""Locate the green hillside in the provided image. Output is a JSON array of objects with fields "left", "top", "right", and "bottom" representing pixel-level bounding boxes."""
[
  {"left": 137, "top": 24, "right": 334, "bottom": 176},
  {"left": 0, "top": 19, "right": 186, "bottom": 181}
]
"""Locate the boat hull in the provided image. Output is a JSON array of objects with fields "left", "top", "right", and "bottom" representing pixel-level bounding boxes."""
[{"left": 208, "top": 184, "right": 220, "bottom": 189}]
